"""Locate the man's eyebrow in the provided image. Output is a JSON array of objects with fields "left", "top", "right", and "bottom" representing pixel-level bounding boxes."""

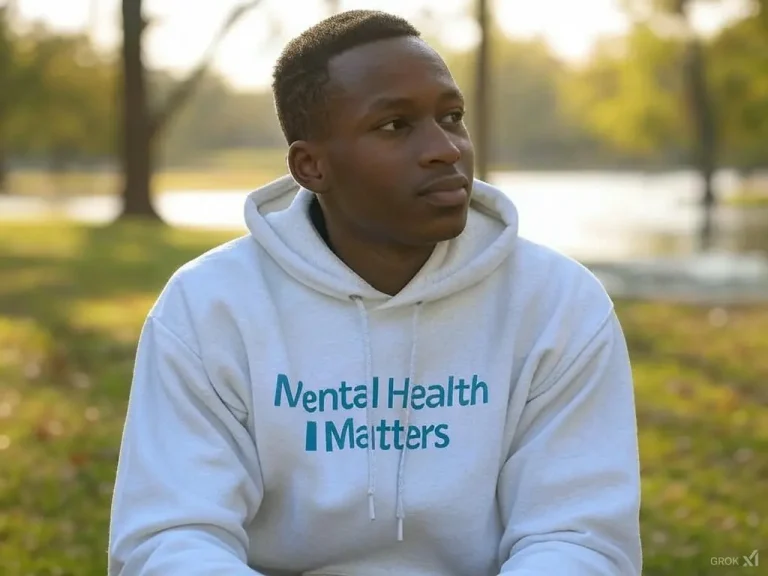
[
  {"left": 439, "top": 87, "right": 465, "bottom": 105},
  {"left": 366, "top": 96, "right": 415, "bottom": 114},
  {"left": 365, "top": 88, "right": 465, "bottom": 114}
]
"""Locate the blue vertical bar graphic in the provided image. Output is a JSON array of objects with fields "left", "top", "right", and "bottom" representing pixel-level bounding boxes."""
[{"left": 305, "top": 421, "right": 317, "bottom": 451}]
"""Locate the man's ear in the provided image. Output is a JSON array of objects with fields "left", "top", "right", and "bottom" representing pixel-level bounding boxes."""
[{"left": 287, "top": 141, "right": 331, "bottom": 194}]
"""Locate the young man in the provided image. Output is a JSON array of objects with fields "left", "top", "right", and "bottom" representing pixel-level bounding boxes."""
[{"left": 109, "top": 10, "right": 642, "bottom": 576}]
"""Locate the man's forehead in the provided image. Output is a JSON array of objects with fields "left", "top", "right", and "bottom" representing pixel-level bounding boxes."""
[{"left": 326, "top": 36, "right": 452, "bottom": 98}]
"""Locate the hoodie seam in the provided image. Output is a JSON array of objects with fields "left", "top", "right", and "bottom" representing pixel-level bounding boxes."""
[
  {"left": 148, "top": 314, "right": 248, "bottom": 419},
  {"left": 527, "top": 304, "right": 615, "bottom": 402}
]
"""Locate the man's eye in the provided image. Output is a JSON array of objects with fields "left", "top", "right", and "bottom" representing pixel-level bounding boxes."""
[
  {"left": 442, "top": 111, "right": 465, "bottom": 124},
  {"left": 380, "top": 119, "right": 408, "bottom": 132}
]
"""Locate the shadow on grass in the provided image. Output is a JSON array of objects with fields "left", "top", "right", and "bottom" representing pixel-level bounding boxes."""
[{"left": 0, "top": 220, "right": 239, "bottom": 394}]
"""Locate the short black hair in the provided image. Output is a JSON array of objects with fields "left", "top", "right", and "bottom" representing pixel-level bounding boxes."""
[{"left": 271, "top": 10, "right": 421, "bottom": 144}]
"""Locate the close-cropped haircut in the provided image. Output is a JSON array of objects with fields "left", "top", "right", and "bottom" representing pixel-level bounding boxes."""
[{"left": 271, "top": 10, "right": 421, "bottom": 144}]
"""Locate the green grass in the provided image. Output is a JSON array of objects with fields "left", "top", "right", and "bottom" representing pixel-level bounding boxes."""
[
  {"left": 725, "top": 185, "right": 768, "bottom": 207},
  {"left": 1, "top": 221, "right": 766, "bottom": 575},
  {"left": 5, "top": 148, "right": 287, "bottom": 197},
  {"left": 726, "top": 194, "right": 768, "bottom": 207},
  {"left": 5, "top": 167, "right": 284, "bottom": 197}
]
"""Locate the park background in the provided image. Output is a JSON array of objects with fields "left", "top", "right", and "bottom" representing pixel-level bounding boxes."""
[{"left": 1, "top": 0, "right": 767, "bottom": 574}]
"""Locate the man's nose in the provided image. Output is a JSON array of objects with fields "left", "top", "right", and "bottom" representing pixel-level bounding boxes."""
[{"left": 417, "top": 122, "right": 462, "bottom": 166}]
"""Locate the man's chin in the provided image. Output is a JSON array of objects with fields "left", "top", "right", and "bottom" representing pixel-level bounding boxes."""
[{"left": 419, "top": 212, "right": 470, "bottom": 244}]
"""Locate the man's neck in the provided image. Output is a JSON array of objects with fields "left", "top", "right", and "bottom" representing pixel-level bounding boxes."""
[{"left": 309, "top": 196, "right": 433, "bottom": 296}]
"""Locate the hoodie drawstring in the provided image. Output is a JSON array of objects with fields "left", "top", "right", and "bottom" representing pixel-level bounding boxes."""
[
  {"left": 352, "top": 296, "right": 376, "bottom": 522},
  {"left": 397, "top": 302, "right": 421, "bottom": 541},
  {"left": 351, "top": 296, "right": 422, "bottom": 542}
]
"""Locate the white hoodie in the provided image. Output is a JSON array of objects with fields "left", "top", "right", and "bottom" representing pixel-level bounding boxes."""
[{"left": 109, "top": 175, "right": 642, "bottom": 576}]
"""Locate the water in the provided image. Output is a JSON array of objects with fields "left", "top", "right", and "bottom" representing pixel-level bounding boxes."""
[
  {"left": 3, "top": 170, "right": 768, "bottom": 301},
  {"left": 496, "top": 170, "right": 768, "bottom": 261}
]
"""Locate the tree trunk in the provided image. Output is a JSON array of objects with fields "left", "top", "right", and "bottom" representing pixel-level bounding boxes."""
[
  {"left": 0, "top": 146, "right": 7, "bottom": 194},
  {"left": 0, "top": 5, "right": 10, "bottom": 195},
  {"left": 117, "top": 0, "right": 263, "bottom": 221},
  {"left": 474, "top": 0, "right": 490, "bottom": 182},
  {"left": 672, "top": 0, "right": 717, "bottom": 210},
  {"left": 698, "top": 198, "right": 714, "bottom": 251},
  {"left": 683, "top": 39, "right": 717, "bottom": 210},
  {"left": 119, "top": 0, "right": 161, "bottom": 220}
]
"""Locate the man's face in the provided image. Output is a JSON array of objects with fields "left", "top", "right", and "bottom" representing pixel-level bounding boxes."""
[{"left": 317, "top": 36, "right": 475, "bottom": 246}]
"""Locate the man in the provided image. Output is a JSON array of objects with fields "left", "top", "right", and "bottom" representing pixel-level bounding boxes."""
[{"left": 109, "top": 9, "right": 642, "bottom": 576}]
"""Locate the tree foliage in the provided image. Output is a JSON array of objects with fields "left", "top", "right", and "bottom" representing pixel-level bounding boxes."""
[
  {"left": 708, "top": 13, "right": 768, "bottom": 169},
  {"left": 14, "top": 28, "right": 116, "bottom": 161},
  {"left": 563, "top": 26, "right": 687, "bottom": 156},
  {"left": 566, "top": 0, "right": 768, "bottom": 182},
  {"left": 0, "top": 20, "right": 116, "bottom": 168}
]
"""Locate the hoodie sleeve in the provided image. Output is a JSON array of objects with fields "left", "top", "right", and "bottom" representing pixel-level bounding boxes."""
[
  {"left": 108, "top": 314, "right": 264, "bottom": 576},
  {"left": 496, "top": 311, "right": 642, "bottom": 576}
]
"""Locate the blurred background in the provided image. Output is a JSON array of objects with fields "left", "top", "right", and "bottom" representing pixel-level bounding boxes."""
[{"left": 0, "top": 0, "right": 766, "bottom": 574}]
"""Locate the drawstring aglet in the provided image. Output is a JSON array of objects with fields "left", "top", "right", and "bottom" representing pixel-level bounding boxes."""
[{"left": 368, "top": 492, "right": 376, "bottom": 520}]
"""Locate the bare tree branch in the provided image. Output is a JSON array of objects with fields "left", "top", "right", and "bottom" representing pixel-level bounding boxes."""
[{"left": 149, "top": 0, "right": 264, "bottom": 138}]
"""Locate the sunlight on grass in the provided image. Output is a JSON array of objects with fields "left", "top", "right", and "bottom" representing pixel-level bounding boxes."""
[
  {"left": 68, "top": 295, "right": 157, "bottom": 342},
  {"left": 0, "top": 221, "right": 86, "bottom": 256},
  {"left": 725, "top": 185, "right": 768, "bottom": 207},
  {"left": 156, "top": 168, "right": 282, "bottom": 192},
  {"left": 6, "top": 148, "right": 287, "bottom": 198},
  {"left": 7, "top": 167, "right": 284, "bottom": 197},
  {"left": 0, "top": 265, "right": 69, "bottom": 296},
  {"left": 0, "top": 221, "right": 766, "bottom": 575}
]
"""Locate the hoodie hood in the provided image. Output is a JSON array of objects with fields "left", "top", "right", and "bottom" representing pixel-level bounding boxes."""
[{"left": 243, "top": 174, "right": 519, "bottom": 310}]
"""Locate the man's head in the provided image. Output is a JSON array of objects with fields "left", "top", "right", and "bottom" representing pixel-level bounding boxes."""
[{"left": 272, "top": 10, "right": 474, "bottom": 249}]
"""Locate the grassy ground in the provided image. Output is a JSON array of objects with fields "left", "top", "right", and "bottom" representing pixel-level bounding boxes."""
[
  {"left": 725, "top": 182, "right": 768, "bottom": 207},
  {"left": 726, "top": 192, "right": 768, "bottom": 207},
  {"left": 4, "top": 168, "right": 284, "bottom": 197},
  {"left": 5, "top": 148, "right": 288, "bottom": 197},
  {"left": 0, "top": 221, "right": 766, "bottom": 575}
]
